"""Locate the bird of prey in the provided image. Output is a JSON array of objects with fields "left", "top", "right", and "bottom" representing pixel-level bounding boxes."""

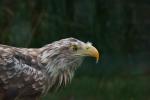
[{"left": 0, "top": 38, "right": 99, "bottom": 100}]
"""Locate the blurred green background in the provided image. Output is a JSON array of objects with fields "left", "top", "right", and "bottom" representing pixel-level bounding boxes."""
[{"left": 0, "top": 0, "right": 150, "bottom": 100}]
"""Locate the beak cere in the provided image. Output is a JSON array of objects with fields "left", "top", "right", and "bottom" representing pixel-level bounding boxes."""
[{"left": 83, "top": 45, "right": 99, "bottom": 62}]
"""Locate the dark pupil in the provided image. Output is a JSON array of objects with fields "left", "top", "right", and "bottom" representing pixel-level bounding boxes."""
[{"left": 73, "top": 45, "right": 78, "bottom": 51}]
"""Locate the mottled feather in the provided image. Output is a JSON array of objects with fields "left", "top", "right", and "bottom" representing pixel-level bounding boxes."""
[
  {"left": 0, "top": 38, "right": 87, "bottom": 100},
  {"left": 0, "top": 38, "right": 100, "bottom": 100}
]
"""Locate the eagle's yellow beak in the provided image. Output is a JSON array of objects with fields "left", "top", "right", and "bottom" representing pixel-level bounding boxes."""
[
  {"left": 85, "top": 45, "right": 99, "bottom": 62},
  {"left": 81, "top": 44, "right": 99, "bottom": 62}
]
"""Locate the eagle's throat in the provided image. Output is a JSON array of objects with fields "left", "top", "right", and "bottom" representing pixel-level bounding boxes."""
[
  {"left": 39, "top": 49, "right": 83, "bottom": 92},
  {"left": 46, "top": 58, "right": 82, "bottom": 90}
]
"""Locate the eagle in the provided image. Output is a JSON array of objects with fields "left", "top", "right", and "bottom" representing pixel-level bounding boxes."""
[{"left": 0, "top": 38, "right": 99, "bottom": 100}]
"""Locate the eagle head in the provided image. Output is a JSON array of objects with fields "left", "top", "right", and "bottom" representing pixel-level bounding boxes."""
[{"left": 39, "top": 38, "right": 99, "bottom": 90}]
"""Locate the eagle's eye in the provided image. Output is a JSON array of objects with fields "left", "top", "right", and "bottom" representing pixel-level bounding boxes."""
[
  {"left": 86, "top": 47, "right": 90, "bottom": 50},
  {"left": 71, "top": 44, "right": 78, "bottom": 51}
]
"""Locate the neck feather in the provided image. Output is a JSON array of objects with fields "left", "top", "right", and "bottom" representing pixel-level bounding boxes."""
[
  {"left": 45, "top": 57, "right": 82, "bottom": 89},
  {"left": 39, "top": 47, "right": 83, "bottom": 91}
]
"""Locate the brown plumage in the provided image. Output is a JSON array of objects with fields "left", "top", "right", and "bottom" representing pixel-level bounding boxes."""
[{"left": 0, "top": 38, "right": 99, "bottom": 100}]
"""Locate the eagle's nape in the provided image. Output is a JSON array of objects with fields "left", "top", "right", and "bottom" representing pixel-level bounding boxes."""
[{"left": 0, "top": 38, "right": 99, "bottom": 100}]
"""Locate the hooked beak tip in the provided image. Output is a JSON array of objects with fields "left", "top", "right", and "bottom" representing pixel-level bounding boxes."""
[{"left": 84, "top": 45, "right": 100, "bottom": 63}]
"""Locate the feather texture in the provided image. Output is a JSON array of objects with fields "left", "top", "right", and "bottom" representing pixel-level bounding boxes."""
[{"left": 0, "top": 38, "right": 86, "bottom": 100}]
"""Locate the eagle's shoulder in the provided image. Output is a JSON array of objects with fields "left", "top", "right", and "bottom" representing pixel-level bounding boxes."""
[
  {"left": 0, "top": 44, "right": 48, "bottom": 96},
  {"left": 0, "top": 45, "right": 37, "bottom": 67}
]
